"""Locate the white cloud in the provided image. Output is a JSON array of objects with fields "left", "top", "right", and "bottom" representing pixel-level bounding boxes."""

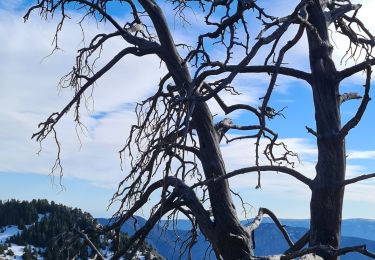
[
  {"left": 220, "top": 135, "right": 374, "bottom": 210},
  {"left": 347, "top": 150, "right": 375, "bottom": 160},
  {"left": 220, "top": 136, "right": 317, "bottom": 192},
  {"left": 0, "top": 9, "right": 166, "bottom": 188},
  {"left": 346, "top": 182, "right": 375, "bottom": 203}
]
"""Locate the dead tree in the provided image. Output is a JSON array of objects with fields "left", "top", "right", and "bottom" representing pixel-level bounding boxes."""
[{"left": 25, "top": 0, "right": 375, "bottom": 259}]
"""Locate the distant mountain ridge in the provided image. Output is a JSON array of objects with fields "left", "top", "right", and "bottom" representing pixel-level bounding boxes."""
[
  {"left": 99, "top": 216, "right": 375, "bottom": 260},
  {"left": 259, "top": 218, "right": 375, "bottom": 241},
  {"left": 160, "top": 217, "right": 375, "bottom": 241}
]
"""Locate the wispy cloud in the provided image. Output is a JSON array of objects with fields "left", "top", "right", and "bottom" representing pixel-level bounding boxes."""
[
  {"left": 347, "top": 150, "right": 375, "bottom": 160},
  {"left": 0, "top": 9, "right": 166, "bottom": 188}
]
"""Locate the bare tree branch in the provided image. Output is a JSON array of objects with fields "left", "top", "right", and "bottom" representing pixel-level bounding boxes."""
[
  {"left": 193, "top": 165, "right": 312, "bottom": 188},
  {"left": 342, "top": 173, "right": 375, "bottom": 186},
  {"left": 340, "top": 92, "right": 362, "bottom": 104},
  {"left": 339, "top": 66, "right": 372, "bottom": 139},
  {"left": 248, "top": 208, "right": 294, "bottom": 248},
  {"left": 280, "top": 244, "right": 375, "bottom": 259},
  {"left": 338, "top": 58, "right": 375, "bottom": 80},
  {"left": 284, "top": 230, "right": 310, "bottom": 254},
  {"left": 195, "top": 65, "right": 312, "bottom": 85},
  {"left": 111, "top": 194, "right": 177, "bottom": 260},
  {"left": 32, "top": 47, "right": 155, "bottom": 143},
  {"left": 73, "top": 228, "right": 105, "bottom": 260},
  {"left": 25, "top": 1, "right": 375, "bottom": 259}
]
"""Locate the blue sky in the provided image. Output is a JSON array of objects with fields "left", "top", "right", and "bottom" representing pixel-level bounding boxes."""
[{"left": 1, "top": 0, "right": 375, "bottom": 219}]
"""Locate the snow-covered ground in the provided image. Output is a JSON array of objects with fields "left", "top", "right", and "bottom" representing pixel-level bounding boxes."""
[
  {"left": 8, "top": 244, "right": 25, "bottom": 259},
  {"left": 37, "top": 213, "right": 50, "bottom": 222},
  {"left": 0, "top": 242, "right": 25, "bottom": 260},
  {"left": 0, "top": 225, "right": 21, "bottom": 243},
  {"left": 0, "top": 243, "right": 43, "bottom": 260},
  {"left": 0, "top": 225, "right": 44, "bottom": 260},
  {"left": 0, "top": 225, "right": 23, "bottom": 259}
]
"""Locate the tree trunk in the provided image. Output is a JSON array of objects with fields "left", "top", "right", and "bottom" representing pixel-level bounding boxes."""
[
  {"left": 137, "top": 3, "right": 253, "bottom": 258},
  {"left": 307, "top": 3, "right": 346, "bottom": 259},
  {"left": 193, "top": 101, "right": 252, "bottom": 259}
]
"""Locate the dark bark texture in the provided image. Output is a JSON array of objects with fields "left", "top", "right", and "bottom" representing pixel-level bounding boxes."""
[{"left": 306, "top": 3, "right": 346, "bottom": 259}]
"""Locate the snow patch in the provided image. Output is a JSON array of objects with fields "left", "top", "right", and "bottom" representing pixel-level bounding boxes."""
[
  {"left": 1, "top": 244, "right": 44, "bottom": 260},
  {"left": 300, "top": 254, "right": 324, "bottom": 260},
  {"left": 0, "top": 226, "right": 21, "bottom": 243},
  {"left": 9, "top": 244, "right": 24, "bottom": 257},
  {"left": 37, "top": 213, "right": 50, "bottom": 222},
  {"left": 265, "top": 256, "right": 281, "bottom": 260}
]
